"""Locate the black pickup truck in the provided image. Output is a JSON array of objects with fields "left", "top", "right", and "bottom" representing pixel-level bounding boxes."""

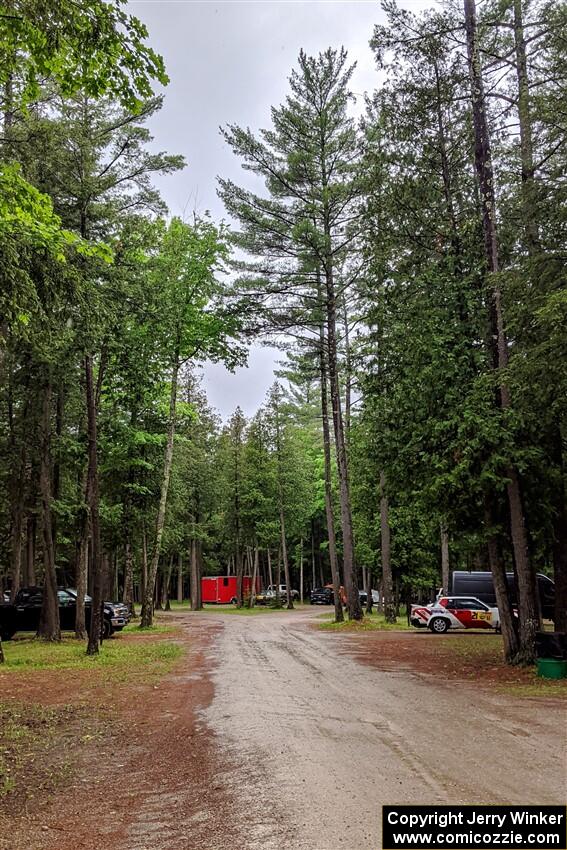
[{"left": 0, "top": 587, "right": 129, "bottom": 640}]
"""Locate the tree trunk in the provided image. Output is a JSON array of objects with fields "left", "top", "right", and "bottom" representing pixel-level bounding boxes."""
[
  {"left": 37, "top": 377, "right": 60, "bottom": 641},
  {"left": 74, "top": 513, "right": 88, "bottom": 640},
  {"left": 464, "top": 0, "right": 538, "bottom": 663},
  {"left": 249, "top": 546, "right": 259, "bottom": 607},
  {"left": 85, "top": 355, "right": 103, "bottom": 655},
  {"left": 9, "top": 467, "right": 25, "bottom": 601},
  {"left": 177, "top": 553, "right": 183, "bottom": 603},
  {"left": 267, "top": 548, "right": 273, "bottom": 587},
  {"left": 299, "top": 538, "right": 304, "bottom": 604},
  {"left": 190, "top": 538, "right": 202, "bottom": 611},
  {"left": 163, "top": 554, "right": 174, "bottom": 611},
  {"left": 279, "top": 503, "right": 293, "bottom": 609},
  {"left": 311, "top": 526, "right": 316, "bottom": 592},
  {"left": 512, "top": 0, "right": 540, "bottom": 254},
  {"left": 485, "top": 502, "right": 520, "bottom": 663},
  {"left": 365, "top": 565, "right": 373, "bottom": 615},
  {"left": 318, "top": 313, "right": 344, "bottom": 623},
  {"left": 342, "top": 296, "right": 352, "bottom": 451},
  {"left": 123, "top": 539, "right": 135, "bottom": 615},
  {"left": 276, "top": 547, "right": 282, "bottom": 605},
  {"left": 440, "top": 522, "right": 450, "bottom": 594},
  {"left": 141, "top": 355, "right": 179, "bottom": 628},
  {"left": 25, "top": 513, "right": 36, "bottom": 586},
  {"left": 379, "top": 472, "right": 396, "bottom": 624},
  {"left": 323, "top": 266, "right": 360, "bottom": 620},
  {"left": 141, "top": 523, "right": 148, "bottom": 603},
  {"left": 273, "top": 386, "right": 293, "bottom": 610}
]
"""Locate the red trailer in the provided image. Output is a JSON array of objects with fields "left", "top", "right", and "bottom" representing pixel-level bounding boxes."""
[{"left": 201, "top": 575, "right": 260, "bottom": 605}]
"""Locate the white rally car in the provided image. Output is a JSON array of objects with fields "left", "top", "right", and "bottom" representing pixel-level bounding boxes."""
[{"left": 410, "top": 596, "right": 500, "bottom": 634}]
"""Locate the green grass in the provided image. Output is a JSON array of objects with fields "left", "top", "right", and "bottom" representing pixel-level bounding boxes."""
[
  {"left": 318, "top": 610, "right": 412, "bottom": 631},
  {"left": 497, "top": 680, "right": 567, "bottom": 698},
  {"left": 0, "top": 702, "right": 78, "bottom": 805},
  {"left": 0, "top": 634, "right": 182, "bottom": 678},
  {"left": 123, "top": 621, "right": 179, "bottom": 634},
  {"left": 164, "top": 601, "right": 311, "bottom": 615}
]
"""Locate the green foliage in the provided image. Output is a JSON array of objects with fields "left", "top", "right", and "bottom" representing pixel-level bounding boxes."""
[{"left": 1, "top": 0, "right": 168, "bottom": 111}]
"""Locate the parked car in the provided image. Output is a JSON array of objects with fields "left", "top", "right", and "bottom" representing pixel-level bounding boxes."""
[
  {"left": 310, "top": 587, "right": 333, "bottom": 605},
  {"left": 267, "top": 584, "right": 299, "bottom": 601},
  {"left": 65, "top": 588, "right": 131, "bottom": 632},
  {"left": 358, "top": 589, "right": 380, "bottom": 606},
  {"left": 0, "top": 586, "right": 128, "bottom": 640},
  {"left": 255, "top": 588, "right": 277, "bottom": 606},
  {"left": 410, "top": 596, "right": 501, "bottom": 634},
  {"left": 450, "top": 571, "right": 555, "bottom": 619}
]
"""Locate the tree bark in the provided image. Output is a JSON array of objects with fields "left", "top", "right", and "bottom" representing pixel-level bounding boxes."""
[
  {"left": 323, "top": 266, "right": 361, "bottom": 620},
  {"left": 249, "top": 545, "right": 259, "bottom": 607},
  {"left": 267, "top": 548, "right": 273, "bottom": 588},
  {"left": 512, "top": 0, "right": 540, "bottom": 254},
  {"left": 141, "top": 523, "right": 148, "bottom": 604},
  {"left": 190, "top": 538, "right": 202, "bottom": 610},
  {"left": 25, "top": 512, "right": 36, "bottom": 586},
  {"left": 485, "top": 502, "right": 519, "bottom": 663},
  {"left": 74, "top": 535, "right": 88, "bottom": 640},
  {"left": 365, "top": 565, "right": 373, "bottom": 615},
  {"left": 273, "top": 386, "right": 294, "bottom": 610},
  {"left": 123, "top": 539, "right": 135, "bottom": 615},
  {"left": 163, "top": 554, "right": 174, "bottom": 611},
  {"left": 379, "top": 472, "right": 396, "bottom": 623},
  {"left": 440, "top": 522, "right": 450, "bottom": 594},
  {"left": 177, "top": 552, "right": 183, "bottom": 603},
  {"left": 37, "top": 377, "right": 60, "bottom": 641},
  {"left": 464, "top": 0, "right": 538, "bottom": 663},
  {"left": 299, "top": 538, "right": 304, "bottom": 604},
  {"left": 141, "top": 355, "right": 179, "bottom": 628},
  {"left": 85, "top": 354, "right": 103, "bottom": 655},
  {"left": 342, "top": 296, "right": 352, "bottom": 451},
  {"left": 318, "top": 311, "right": 344, "bottom": 623},
  {"left": 311, "top": 526, "right": 316, "bottom": 592}
]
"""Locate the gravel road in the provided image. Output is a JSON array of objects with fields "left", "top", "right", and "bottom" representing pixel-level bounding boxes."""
[{"left": 204, "top": 609, "right": 567, "bottom": 850}]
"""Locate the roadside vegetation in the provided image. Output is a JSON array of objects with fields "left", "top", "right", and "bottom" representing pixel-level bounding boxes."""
[
  {"left": 0, "top": 633, "right": 182, "bottom": 676},
  {"left": 346, "top": 631, "right": 567, "bottom": 700},
  {"left": 0, "top": 627, "right": 183, "bottom": 819},
  {"left": 318, "top": 611, "right": 412, "bottom": 632}
]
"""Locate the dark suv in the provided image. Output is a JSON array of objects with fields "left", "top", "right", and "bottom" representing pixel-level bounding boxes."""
[
  {"left": 310, "top": 587, "right": 333, "bottom": 605},
  {"left": 0, "top": 587, "right": 128, "bottom": 640}
]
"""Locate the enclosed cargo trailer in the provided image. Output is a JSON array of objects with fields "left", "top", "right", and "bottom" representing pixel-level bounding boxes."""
[{"left": 201, "top": 575, "right": 260, "bottom": 604}]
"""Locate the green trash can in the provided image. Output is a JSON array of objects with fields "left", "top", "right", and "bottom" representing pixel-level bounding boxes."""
[{"left": 536, "top": 658, "right": 567, "bottom": 679}]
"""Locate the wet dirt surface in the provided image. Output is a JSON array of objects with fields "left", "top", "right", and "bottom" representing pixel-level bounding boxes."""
[{"left": 1, "top": 609, "right": 565, "bottom": 850}]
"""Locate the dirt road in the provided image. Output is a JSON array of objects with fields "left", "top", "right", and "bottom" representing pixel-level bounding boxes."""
[
  {"left": 3, "top": 610, "right": 565, "bottom": 850},
  {"left": 204, "top": 609, "right": 566, "bottom": 850}
]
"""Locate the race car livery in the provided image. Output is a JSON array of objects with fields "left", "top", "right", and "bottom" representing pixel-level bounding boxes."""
[{"left": 410, "top": 596, "right": 500, "bottom": 633}]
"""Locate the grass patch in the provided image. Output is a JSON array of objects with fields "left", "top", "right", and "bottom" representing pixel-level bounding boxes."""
[
  {"left": 0, "top": 633, "right": 182, "bottom": 680},
  {"left": 497, "top": 680, "right": 567, "bottom": 698},
  {"left": 123, "top": 621, "right": 179, "bottom": 635},
  {"left": 0, "top": 702, "right": 80, "bottom": 809},
  {"left": 318, "top": 610, "right": 412, "bottom": 631},
  {"left": 164, "top": 601, "right": 311, "bottom": 615}
]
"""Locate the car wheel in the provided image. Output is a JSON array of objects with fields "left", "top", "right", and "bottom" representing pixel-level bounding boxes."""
[{"left": 429, "top": 617, "right": 449, "bottom": 634}]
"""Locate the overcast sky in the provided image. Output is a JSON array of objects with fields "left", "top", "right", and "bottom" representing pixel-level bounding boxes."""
[{"left": 128, "top": 0, "right": 430, "bottom": 420}]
